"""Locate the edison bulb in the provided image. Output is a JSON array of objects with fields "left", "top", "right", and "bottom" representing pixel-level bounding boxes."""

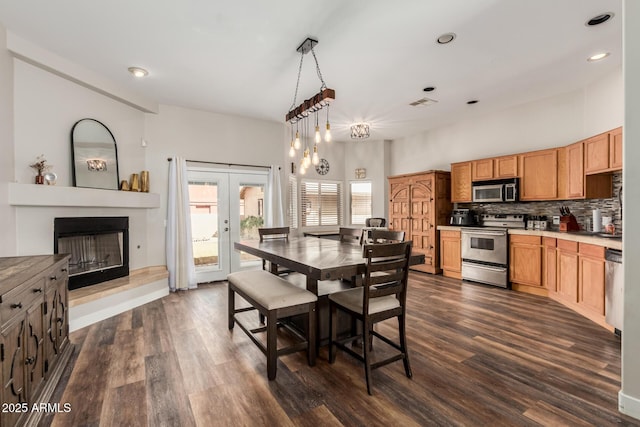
[
  {"left": 324, "top": 123, "right": 332, "bottom": 142},
  {"left": 294, "top": 131, "right": 301, "bottom": 149},
  {"left": 312, "top": 145, "right": 319, "bottom": 165},
  {"left": 315, "top": 125, "right": 321, "bottom": 143},
  {"left": 289, "top": 145, "right": 295, "bottom": 158}
]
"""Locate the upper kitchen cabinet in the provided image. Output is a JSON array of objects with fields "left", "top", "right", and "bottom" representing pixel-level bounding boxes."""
[
  {"left": 519, "top": 148, "right": 558, "bottom": 201},
  {"left": 451, "top": 161, "right": 472, "bottom": 203},
  {"left": 584, "top": 127, "right": 623, "bottom": 174},
  {"left": 558, "top": 142, "right": 612, "bottom": 200},
  {"left": 471, "top": 155, "right": 518, "bottom": 181}
]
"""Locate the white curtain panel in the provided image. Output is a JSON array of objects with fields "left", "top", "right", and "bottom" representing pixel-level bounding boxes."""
[
  {"left": 265, "top": 166, "right": 285, "bottom": 227},
  {"left": 166, "top": 156, "right": 197, "bottom": 291}
]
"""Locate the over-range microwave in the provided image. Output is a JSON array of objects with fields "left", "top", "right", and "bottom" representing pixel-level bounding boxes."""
[{"left": 472, "top": 178, "right": 519, "bottom": 203}]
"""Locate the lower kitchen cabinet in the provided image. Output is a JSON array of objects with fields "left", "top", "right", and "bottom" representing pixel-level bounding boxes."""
[
  {"left": 440, "top": 230, "right": 461, "bottom": 279},
  {"left": 509, "top": 235, "right": 543, "bottom": 293},
  {"left": 543, "top": 238, "right": 557, "bottom": 292},
  {"left": 578, "top": 243, "right": 606, "bottom": 316},
  {"left": 0, "top": 255, "right": 72, "bottom": 427},
  {"left": 556, "top": 240, "right": 579, "bottom": 303}
]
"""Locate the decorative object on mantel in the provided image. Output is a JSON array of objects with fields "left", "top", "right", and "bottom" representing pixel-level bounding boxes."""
[
  {"left": 350, "top": 123, "right": 370, "bottom": 139},
  {"left": 355, "top": 168, "right": 366, "bottom": 179},
  {"left": 140, "top": 170, "right": 149, "bottom": 192},
  {"left": 29, "top": 154, "right": 52, "bottom": 184},
  {"left": 130, "top": 173, "right": 140, "bottom": 192},
  {"left": 43, "top": 172, "right": 57, "bottom": 185},
  {"left": 71, "top": 118, "right": 120, "bottom": 190},
  {"left": 286, "top": 37, "right": 334, "bottom": 176},
  {"left": 120, "top": 180, "right": 129, "bottom": 191}
]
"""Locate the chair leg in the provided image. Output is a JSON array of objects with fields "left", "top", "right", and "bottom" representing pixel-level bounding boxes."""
[
  {"left": 308, "top": 303, "right": 316, "bottom": 366},
  {"left": 329, "top": 302, "right": 337, "bottom": 364},
  {"left": 398, "top": 314, "right": 412, "bottom": 378},
  {"left": 267, "top": 310, "right": 278, "bottom": 380},
  {"left": 228, "top": 287, "right": 235, "bottom": 330},
  {"left": 362, "top": 322, "right": 373, "bottom": 395}
]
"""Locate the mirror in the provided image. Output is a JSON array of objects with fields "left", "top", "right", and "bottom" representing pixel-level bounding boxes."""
[{"left": 71, "top": 118, "right": 120, "bottom": 190}]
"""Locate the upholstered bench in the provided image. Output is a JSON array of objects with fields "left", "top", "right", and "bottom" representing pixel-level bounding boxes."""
[{"left": 227, "top": 270, "right": 317, "bottom": 380}]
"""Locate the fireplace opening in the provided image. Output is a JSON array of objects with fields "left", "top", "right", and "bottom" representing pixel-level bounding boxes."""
[{"left": 54, "top": 217, "right": 129, "bottom": 290}]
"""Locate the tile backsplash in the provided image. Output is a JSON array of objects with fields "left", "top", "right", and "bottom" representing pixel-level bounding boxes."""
[{"left": 457, "top": 173, "right": 623, "bottom": 233}]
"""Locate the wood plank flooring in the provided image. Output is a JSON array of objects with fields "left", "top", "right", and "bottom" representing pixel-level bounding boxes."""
[{"left": 40, "top": 273, "right": 639, "bottom": 426}]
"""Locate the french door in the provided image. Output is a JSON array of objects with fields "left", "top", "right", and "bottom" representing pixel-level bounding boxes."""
[{"left": 188, "top": 168, "right": 267, "bottom": 283}]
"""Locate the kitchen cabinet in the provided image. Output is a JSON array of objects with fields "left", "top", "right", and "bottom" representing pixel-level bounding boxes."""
[
  {"left": 388, "top": 171, "right": 452, "bottom": 274},
  {"left": 519, "top": 148, "right": 558, "bottom": 200},
  {"left": 0, "top": 255, "right": 72, "bottom": 427},
  {"left": 471, "top": 155, "right": 518, "bottom": 182},
  {"left": 565, "top": 142, "right": 584, "bottom": 199},
  {"left": 450, "top": 162, "right": 472, "bottom": 203},
  {"left": 584, "top": 127, "right": 623, "bottom": 174},
  {"left": 440, "top": 230, "right": 461, "bottom": 279},
  {"left": 509, "top": 235, "right": 542, "bottom": 291},
  {"left": 556, "top": 240, "right": 578, "bottom": 303},
  {"left": 543, "top": 237, "right": 557, "bottom": 293},
  {"left": 578, "top": 243, "right": 605, "bottom": 316},
  {"left": 558, "top": 143, "right": 612, "bottom": 200}
]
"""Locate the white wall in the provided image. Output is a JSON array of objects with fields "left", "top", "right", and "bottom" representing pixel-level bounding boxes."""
[
  {"left": 621, "top": 1, "right": 640, "bottom": 420},
  {"left": 0, "top": 25, "right": 16, "bottom": 256},
  {"left": 390, "top": 67, "right": 623, "bottom": 175}
]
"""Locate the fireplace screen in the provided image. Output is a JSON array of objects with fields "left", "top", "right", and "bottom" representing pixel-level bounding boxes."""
[
  {"left": 58, "top": 232, "right": 124, "bottom": 276},
  {"left": 54, "top": 216, "right": 129, "bottom": 290}
]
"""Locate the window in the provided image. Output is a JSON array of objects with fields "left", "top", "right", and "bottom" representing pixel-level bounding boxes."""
[
  {"left": 301, "top": 180, "right": 343, "bottom": 226},
  {"left": 350, "top": 181, "right": 372, "bottom": 225},
  {"left": 288, "top": 175, "right": 298, "bottom": 229}
]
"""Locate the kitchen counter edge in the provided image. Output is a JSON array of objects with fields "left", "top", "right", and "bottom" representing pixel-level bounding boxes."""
[{"left": 437, "top": 226, "right": 622, "bottom": 250}]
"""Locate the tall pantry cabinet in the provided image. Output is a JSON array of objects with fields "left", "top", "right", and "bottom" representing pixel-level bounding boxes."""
[{"left": 388, "top": 171, "right": 452, "bottom": 274}]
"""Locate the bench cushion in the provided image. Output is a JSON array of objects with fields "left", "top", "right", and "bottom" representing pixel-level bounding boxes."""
[{"left": 228, "top": 270, "right": 317, "bottom": 310}]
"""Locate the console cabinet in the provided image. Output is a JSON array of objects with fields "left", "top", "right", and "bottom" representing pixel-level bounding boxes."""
[
  {"left": 0, "top": 255, "right": 72, "bottom": 427},
  {"left": 388, "top": 171, "right": 452, "bottom": 274}
]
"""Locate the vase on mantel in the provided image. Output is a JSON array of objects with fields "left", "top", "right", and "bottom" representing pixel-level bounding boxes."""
[{"left": 35, "top": 174, "right": 44, "bottom": 185}]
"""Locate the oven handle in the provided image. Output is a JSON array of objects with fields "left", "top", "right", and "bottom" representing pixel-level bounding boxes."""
[
  {"left": 462, "top": 262, "right": 506, "bottom": 272},
  {"left": 462, "top": 231, "right": 506, "bottom": 237}
]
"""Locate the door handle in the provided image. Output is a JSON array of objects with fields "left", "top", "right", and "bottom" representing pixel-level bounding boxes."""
[{"left": 224, "top": 227, "right": 229, "bottom": 232}]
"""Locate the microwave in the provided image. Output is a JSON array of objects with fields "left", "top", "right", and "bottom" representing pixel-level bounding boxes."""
[{"left": 472, "top": 178, "right": 519, "bottom": 203}]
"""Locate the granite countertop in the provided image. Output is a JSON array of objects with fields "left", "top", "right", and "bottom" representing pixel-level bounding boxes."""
[{"left": 437, "top": 225, "right": 622, "bottom": 250}]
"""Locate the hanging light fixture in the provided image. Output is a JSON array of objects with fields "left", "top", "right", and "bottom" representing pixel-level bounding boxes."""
[
  {"left": 286, "top": 38, "right": 335, "bottom": 174},
  {"left": 350, "top": 123, "right": 370, "bottom": 139}
]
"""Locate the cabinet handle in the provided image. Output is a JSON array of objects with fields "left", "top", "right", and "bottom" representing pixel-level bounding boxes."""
[
  {"left": 57, "top": 317, "right": 64, "bottom": 324},
  {"left": 10, "top": 303, "right": 23, "bottom": 309},
  {"left": 61, "top": 268, "right": 68, "bottom": 272},
  {"left": 33, "top": 288, "right": 43, "bottom": 293},
  {"left": 50, "top": 275, "right": 58, "bottom": 281},
  {"left": 25, "top": 357, "right": 35, "bottom": 365}
]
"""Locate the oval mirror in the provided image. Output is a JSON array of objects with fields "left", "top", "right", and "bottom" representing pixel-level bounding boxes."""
[{"left": 71, "top": 118, "right": 120, "bottom": 190}]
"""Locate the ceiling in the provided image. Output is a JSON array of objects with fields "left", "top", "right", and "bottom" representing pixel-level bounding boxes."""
[{"left": 0, "top": 0, "right": 622, "bottom": 142}]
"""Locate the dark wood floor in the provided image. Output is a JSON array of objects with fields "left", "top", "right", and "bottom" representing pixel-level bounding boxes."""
[{"left": 41, "top": 273, "right": 639, "bottom": 426}]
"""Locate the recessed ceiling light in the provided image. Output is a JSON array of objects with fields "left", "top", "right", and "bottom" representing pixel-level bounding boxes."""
[
  {"left": 128, "top": 67, "right": 149, "bottom": 78},
  {"left": 423, "top": 86, "right": 435, "bottom": 92},
  {"left": 436, "top": 33, "right": 456, "bottom": 44},
  {"left": 467, "top": 100, "right": 478, "bottom": 105},
  {"left": 586, "top": 13, "right": 614, "bottom": 26},
  {"left": 588, "top": 52, "right": 610, "bottom": 62}
]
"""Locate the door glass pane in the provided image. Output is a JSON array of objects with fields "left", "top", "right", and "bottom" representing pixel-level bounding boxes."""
[
  {"left": 189, "top": 181, "right": 220, "bottom": 269},
  {"left": 238, "top": 184, "right": 264, "bottom": 266}
]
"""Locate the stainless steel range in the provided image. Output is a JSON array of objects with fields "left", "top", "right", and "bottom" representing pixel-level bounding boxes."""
[{"left": 461, "top": 214, "right": 526, "bottom": 288}]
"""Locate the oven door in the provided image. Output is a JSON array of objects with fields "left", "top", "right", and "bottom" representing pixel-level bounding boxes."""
[
  {"left": 472, "top": 184, "right": 504, "bottom": 203},
  {"left": 461, "top": 228, "right": 508, "bottom": 265}
]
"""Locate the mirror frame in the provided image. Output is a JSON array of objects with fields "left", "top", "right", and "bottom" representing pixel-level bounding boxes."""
[{"left": 71, "top": 118, "right": 120, "bottom": 190}]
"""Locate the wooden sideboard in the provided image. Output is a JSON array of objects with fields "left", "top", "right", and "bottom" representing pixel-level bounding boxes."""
[{"left": 0, "top": 255, "right": 73, "bottom": 427}]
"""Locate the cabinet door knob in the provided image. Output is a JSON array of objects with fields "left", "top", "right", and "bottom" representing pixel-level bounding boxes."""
[
  {"left": 11, "top": 303, "right": 23, "bottom": 309},
  {"left": 33, "top": 288, "right": 43, "bottom": 293},
  {"left": 25, "top": 357, "right": 35, "bottom": 365},
  {"left": 50, "top": 275, "right": 57, "bottom": 281},
  {"left": 61, "top": 268, "right": 68, "bottom": 272}
]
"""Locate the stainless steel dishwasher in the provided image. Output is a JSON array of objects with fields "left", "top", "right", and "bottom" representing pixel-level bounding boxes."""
[{"left": 605, "top": 248, "right": 623, "bottom": 336}]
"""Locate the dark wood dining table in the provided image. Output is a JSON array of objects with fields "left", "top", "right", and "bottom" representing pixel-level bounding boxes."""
[{"left": 234, "top": 237, "right": 425, "bottom": 295}]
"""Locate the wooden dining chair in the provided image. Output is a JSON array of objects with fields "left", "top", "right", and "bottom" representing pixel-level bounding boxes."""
[
  {"left": 369, "top": 229, "right": 405, "bottom": 243},
  {"left": 258, "top": 227, "right": 292, "bottom": 275},
  {"left": 339, "top": 227, "right": 363, "bottom": 245},
  {"left": 328, "top": 241, "right": 413, "bottom": 395}
]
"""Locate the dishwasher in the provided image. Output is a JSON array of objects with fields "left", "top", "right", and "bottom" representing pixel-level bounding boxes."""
[{"left": 605, "top": 248, "right": 623, "bottom": 336}]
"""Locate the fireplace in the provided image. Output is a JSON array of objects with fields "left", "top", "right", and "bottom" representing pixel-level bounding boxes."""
[{"left": 54, "top": 217, "right": 129, "bottom": 290}]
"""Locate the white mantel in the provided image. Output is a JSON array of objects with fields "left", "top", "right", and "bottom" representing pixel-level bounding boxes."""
[{"left": 7, "top": 183, "right": 160, "bottom": 208}]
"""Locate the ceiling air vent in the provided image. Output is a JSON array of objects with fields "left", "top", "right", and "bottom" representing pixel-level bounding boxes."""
[{"left": 409, "top": 97, "right": 438, "bottom": 107}]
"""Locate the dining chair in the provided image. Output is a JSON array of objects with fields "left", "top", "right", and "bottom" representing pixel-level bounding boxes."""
[
  {"left": 369, "top": 229, "right": 405, "bottom": 243},
  {"left": 365, "top": 218, "right": 386, "bottom": 227},
  {"left": 328, "top": 241, "right": 413, "bottom": 395},
  {"left": 339, "top": 227, "right": 363, "bottom": 245},
  {"left": 258, "top": 227, "right": 293, "bottom": 275}
]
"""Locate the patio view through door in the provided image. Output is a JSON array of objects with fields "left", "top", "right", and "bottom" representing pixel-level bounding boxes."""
[{"left": 188, "top": 168, "right": 267, "bottom": 283}]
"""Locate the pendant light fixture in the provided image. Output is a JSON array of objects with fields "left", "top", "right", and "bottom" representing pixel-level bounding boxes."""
[{"left": 286, "top": 38, "right": 335, "bottom": 174}]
